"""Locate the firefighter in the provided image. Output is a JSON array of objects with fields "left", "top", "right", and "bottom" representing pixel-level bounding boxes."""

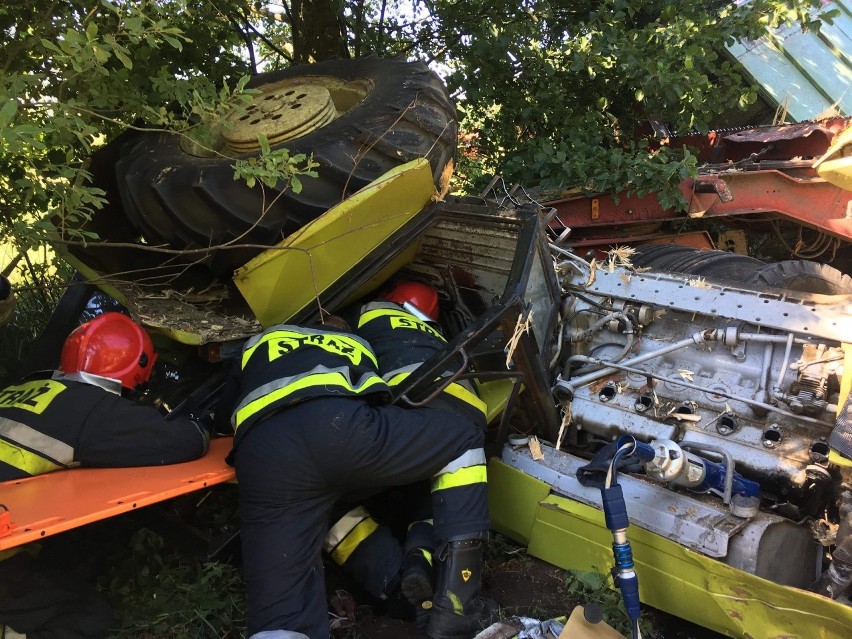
[
  {"left": 228, "top": 318, "right": 490, "bottom": 639},
  {"left": 0, "top": 312, "right": 210, "bottom": 481},
  {"left": 338, "top": 280, "right": 496, "bottom": 639}
]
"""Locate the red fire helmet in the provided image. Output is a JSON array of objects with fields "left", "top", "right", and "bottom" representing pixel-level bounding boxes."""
[
  {"left": 383, "top": 280, "right": 440, "bottom": 321},
  {"left": 59, "top": 312, "right": 157, "bottom": 389}
]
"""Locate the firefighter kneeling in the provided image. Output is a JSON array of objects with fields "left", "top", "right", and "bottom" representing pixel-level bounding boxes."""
[{"left": 227, "top": 317, "right": 496, "bottom": 639}]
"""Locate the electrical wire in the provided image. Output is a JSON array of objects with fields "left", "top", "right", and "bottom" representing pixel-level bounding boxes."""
[{"left": 769, "top": 220, "right": 841, "bottom": 261}]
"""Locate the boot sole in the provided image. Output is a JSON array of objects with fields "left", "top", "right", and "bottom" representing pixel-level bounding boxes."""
[{"left": 401, "top": 570, "right": 433, "bottom": 604}]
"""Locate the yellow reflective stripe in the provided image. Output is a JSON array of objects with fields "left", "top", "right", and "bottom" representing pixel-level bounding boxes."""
[
  {"left": 0, "top": 416, "right": 75, "bottom": 464},
  {"left": 432, "top": 465, "right": 487, "bottom": 492},
  {"left": 437, "top": 448, "right": 486, "bottom": 475},
  {"left": 331, "top": 516, "right": 379, "bottom": 565},
  {"left": 235, "top": 371, "right": 387, "bottom": 429},
  {"left": 441, "top": 382, "right": 487, "bottom": 416},
  {"left": 325, "top": 506, "right": 370, "bottom": 553},
  {"left": 358, "top": 308, "right": 406, "bottom": 328},
  {"left": 0, "top": 438, "right": 64, "bottom": 475},
  {"left": 387, "top": 373, "right": 486, "bottom": 417}
]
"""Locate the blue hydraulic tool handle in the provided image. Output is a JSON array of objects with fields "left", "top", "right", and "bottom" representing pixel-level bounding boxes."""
[
  {"left": 634, "top": 436, "right": 760, "bottom": 499},
  {"left": 601, "top": 436, "right": 648, "bottom": 638},
  {"left": 602, "top": 435, "right": 762, "bottom": 638},
  {"left": 702, "top": 457, "right": 760, "bottom": 498}
]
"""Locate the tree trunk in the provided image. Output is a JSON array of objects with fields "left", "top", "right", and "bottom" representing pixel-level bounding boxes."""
[{"left": 292, "top": 0, "right": 347, "bottom": 63}]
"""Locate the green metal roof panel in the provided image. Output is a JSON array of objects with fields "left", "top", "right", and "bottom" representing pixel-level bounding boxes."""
[{"left": 727, "top": 0, "right": 852, "bottom": 121}]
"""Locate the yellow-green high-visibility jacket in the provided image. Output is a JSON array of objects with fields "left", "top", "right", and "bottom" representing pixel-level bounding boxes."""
[
  {"left": 355, "top": 302, "right": 486, "bottom": 420},
  {"left": 231, "top": 324, "right": 392, "bottom": 439}
]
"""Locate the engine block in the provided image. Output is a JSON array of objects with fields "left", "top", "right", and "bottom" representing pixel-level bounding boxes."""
[{"left": 558, "top": 265, "right": 849, "bottom": 510}]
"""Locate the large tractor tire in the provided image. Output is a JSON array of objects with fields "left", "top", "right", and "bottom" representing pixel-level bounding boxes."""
[
  {"left": 633, "top": 246, "right": 852, "bottom": 295},
  {"left": 85, "top": 57, "right": 457, "bottom": 276},
  {"left": 746, "top": 260, "right": 852, "bottom": 295},
  {"left": 632, "top": 245, "right": 766, "bottom": 283}
]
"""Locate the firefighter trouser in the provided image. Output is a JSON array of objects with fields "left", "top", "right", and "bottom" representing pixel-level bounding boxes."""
[
  {"left": 233, "top": 397, "right": 489, "bottom": 639},
  {"left": 324, "top": 505, "right": 403, "bottom": 599}
]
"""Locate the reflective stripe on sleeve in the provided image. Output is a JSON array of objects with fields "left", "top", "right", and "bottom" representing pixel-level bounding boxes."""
[
  {"left": 433, "top": 448, "right": 487, "bottom": 491},
  {"left": 385, "top": 371, "right": 487, "bottom": 417},
  {"left": 0, "top": 416, "right": 73, "bottom": 475},
  {"left": 233, "top": 366, "right": 388, "bottom": 430},
  {"left": 435, "top": 448, "right": 486, "bottom": 476}
]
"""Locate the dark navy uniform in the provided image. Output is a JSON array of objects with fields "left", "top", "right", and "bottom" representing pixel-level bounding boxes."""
[
  {"left": 355, "top": 301, "right": 486, "bottom": 423},
  {"left": 0, "top": 374, "right": 209, "bottom": 481},
  {"left": 229, "top": 324, "right": 489, "bottom": 639},
  {"left": 316, "top": 303, "right": 490, "bottom": 618}
]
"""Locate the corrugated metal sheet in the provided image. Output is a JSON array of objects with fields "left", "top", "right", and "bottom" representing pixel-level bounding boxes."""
[{"left": 727, "top": 0, "right": 852, "bottom": 121}]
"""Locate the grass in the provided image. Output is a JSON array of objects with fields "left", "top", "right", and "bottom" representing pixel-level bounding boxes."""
[
  {"left": 103, "top": 527, "right": 246, "bottom": 639},
  {"left": 94, "top": 489, "right": 247, "bottom": 639}
]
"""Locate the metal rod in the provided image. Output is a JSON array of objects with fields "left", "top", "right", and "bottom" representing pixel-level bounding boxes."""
[
  {"left": 561, "top": 354, "right": 830, "bottom": 426},
  {"left": 680, "top": 441, "right": 735, "bottom": 506},
  {"left": 555, "top": 332, "right": 708, "bottom": 398}
]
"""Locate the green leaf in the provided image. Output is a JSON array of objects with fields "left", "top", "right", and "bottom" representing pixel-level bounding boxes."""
[
  {"left": 290, "top": 176, "right": 302, "bottom": 194},
  {"left": 0, "top": 100, "right": 18, "bottom": 129},
  {"left": 114, "top": 49, "right": 133, "bottom": 69},
  {"left": 162, "top": 34, "right": 183, "bottom": 51}
]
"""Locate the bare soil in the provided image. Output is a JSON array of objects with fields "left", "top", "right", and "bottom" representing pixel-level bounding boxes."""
[
  {"left": 354, "top": 555, "right": 568, "bottom": 638},
  {"left": 352, "top": 550, "right": 725, "bottom": 639}
]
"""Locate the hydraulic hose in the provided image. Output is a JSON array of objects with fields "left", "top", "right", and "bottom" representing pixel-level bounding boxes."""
[{"left": 601, "top": 436, "right": 651, "bottom": 639}]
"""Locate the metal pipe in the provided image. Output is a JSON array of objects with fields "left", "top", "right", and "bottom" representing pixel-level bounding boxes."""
[
  {"left": 754, "top": 341, "right": 774, "bottom": 409},
  {"left": 568, "top": 311, "right": 632, "bottom": 343},
  {"left": 774, "top": 332, "right": 796, "bottom": 393},
  {"left": 738, "top": 332, "right": 809, "bottom": 345},
  {"left": 555, "top": 332, "right": 709, "bottom": 399},
  {"left": 549, "top": 243, "right": 592, "bottom": 269},
  {"left": 680, "top": 441, "right": 735, "bottom": 505},
  {"left": 560, "top": 354, "right": 831, "bottom": 426}
]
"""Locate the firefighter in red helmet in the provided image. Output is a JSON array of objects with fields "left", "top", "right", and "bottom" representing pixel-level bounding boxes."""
[
  {"left": 328, "top": 280, "right": 496, "bottom": 639},
  {"left": 0, "top": 312, "right": 210, "bottom": 481}
]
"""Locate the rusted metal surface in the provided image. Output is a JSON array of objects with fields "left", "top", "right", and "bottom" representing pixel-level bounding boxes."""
[
  {"left": 683, "top": 169, "right": 852, "bottom": 240},
  {"left": 546, "top": 117, "right": 852, "bottom": 244}
]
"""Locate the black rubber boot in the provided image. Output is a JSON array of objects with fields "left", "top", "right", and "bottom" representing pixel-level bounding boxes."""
[
  {"left": 401, "top": 547, "right": 434, "bottom": 604},
  {"left": 401, "top": 548, "right": 434, "bottom": 637},
  {"left": 425, "top": 538, "right": 499, "bottom": 639}
]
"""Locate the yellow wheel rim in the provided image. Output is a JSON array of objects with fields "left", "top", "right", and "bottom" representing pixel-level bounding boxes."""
[{"left": 221, "top": 76, "right": 373, "bottom": 154}]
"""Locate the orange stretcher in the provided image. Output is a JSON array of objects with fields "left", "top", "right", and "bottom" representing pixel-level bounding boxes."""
[{"left": 0, "top": 437, "right": 235, "bottom": 551}]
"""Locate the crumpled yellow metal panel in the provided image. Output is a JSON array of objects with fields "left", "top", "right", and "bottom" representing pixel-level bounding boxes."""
[
  {"left": 233, "top": 158, "right": 435, "bottom": 327},
  {"left": 488, "top": 459, "right": 852, "bottom": 639},
  {"left": 815, "top": 125, "right": 852, "bottom": 191},
  {"left": 830, "top": 344, "right": 852, "bottom": 469}
]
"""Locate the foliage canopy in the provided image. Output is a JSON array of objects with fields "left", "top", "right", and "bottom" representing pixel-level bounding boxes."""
[{"left": 0, "top": 0, "right": 830, "bottom": 259}]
